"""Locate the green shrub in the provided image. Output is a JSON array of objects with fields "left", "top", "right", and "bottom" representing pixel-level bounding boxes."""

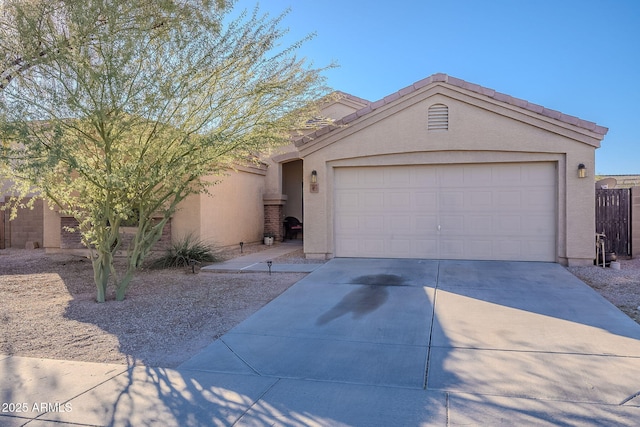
[{"left": 151, "top": 234, "right": 218, "bottom": 269}]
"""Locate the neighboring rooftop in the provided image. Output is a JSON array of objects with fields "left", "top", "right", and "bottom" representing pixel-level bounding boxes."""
[
  {"left": 332, "top": 90, "right": 371, "bottom": 108},
  {"left": 596, "top": 175, "right": 640, "bottom": 189}
]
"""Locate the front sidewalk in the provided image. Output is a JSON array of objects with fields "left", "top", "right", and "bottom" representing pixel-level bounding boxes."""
[{"left": 202, "top": 240, "right": 324, "bottom": 273}]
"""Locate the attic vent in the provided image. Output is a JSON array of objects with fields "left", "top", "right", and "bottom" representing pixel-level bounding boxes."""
[{"left": 428, "top": 104, "right": 449, "bottom": 131}]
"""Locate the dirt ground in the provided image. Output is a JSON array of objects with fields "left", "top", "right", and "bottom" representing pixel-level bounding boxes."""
[
  {"left": 1, "top": 246, "right": 639, "bottom": 368},
  {"left": 0, "top": 244, "right": 308, "bottom": 368}
]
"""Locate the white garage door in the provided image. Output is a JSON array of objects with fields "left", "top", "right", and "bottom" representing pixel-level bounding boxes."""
[{"left": 334, "top": 163, "right": 556, "bottom": 261}]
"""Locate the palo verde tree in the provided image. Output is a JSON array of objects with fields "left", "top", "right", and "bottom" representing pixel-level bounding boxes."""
[{"left": 0, "top": 0, "right": 330, "bottom": 302}]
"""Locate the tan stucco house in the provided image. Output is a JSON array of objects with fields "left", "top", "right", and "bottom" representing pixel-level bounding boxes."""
[{"left": 4, "top": 74, "right": 608, "bottom": 266}]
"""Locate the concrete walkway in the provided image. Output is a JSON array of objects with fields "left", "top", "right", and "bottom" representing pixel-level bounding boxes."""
[
  {"left": 201, "top": 240, "right": 324, "bottom": 273},
  {"left": 2, "top": 256, "right": 640, "bottom": 426}
]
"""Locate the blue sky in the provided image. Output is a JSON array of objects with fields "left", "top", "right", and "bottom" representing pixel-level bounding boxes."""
[{"left": 239, "top": 0, "right": 639, "bottom": 175}]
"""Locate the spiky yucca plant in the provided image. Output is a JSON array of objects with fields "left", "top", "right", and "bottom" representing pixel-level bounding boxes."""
[{"left": 151, "top": 234, "right": 217, "bottom": 269}]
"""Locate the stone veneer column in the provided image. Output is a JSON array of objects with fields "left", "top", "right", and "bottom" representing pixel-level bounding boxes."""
[{"left": 263, "top": 194, "right": 287, "bottom": 242}]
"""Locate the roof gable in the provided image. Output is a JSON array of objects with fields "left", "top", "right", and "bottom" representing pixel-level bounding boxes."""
[
  {"left": 316, "top": 91, "right": 370, "bottom": 121},
  {"left": 298, "top": 91, "right": 370, "bottom": 132},
  {"left": 295, "top": 73, "right": 608, "bottom": 148},
  {"left": 331, "top": 91, "right": 371, "bottom": 110}
]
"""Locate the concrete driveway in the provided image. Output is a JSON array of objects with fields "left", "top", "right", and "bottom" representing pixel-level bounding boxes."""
[
  {"left": 178, "top": 258, "right": 640, "bottom": 425},
  {"left": 6, "top": 258, "right": 639, "bottom": 426}
]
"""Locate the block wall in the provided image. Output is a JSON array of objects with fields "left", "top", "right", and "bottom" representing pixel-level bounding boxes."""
[
  {"left": 60, "top": 217, "right": 172, "bottom": 252},
  {"left": 60, "top": 217, "right": 84, "bottom": 249},
  {"left": 7, "top": 198, "right": 44, "bottom": 248}
]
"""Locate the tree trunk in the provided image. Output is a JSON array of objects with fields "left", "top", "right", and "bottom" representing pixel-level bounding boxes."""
[
  {"left": 92, "top": 251, "right": 111, "bottom": 303},
  {"left": 115, "top": 270, "right": 133, "bottom": 301},
  {"left": 91, "top": 221, "right": 120, "bottom": 303},
  {"left": 113, "top": 216, "right": 167, "bottom": 301}
]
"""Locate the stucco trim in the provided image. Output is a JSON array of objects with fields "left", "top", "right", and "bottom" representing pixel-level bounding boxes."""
[
  {"left": 272, "top": 151, "right": 301, "bottom": 164},
  {"left": 231, "top": 163, "right": 268, "bottom": 176},
  {"left": 263, "top": 193, "right": 288, "bottom": 205}
]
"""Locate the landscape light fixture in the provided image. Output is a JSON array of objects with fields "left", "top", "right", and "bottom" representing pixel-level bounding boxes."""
[
  {"left": 578, "top": 163, "right": 586, "bottom": 178},
  {"left": 267, "top": 260, "right": 273, "bottom": 275},
  {"left": 189, "top": 258, "right": 199, "bottom": 274},
  {"left": 239, "top": 241, "right": 244, "bottom": 253}
]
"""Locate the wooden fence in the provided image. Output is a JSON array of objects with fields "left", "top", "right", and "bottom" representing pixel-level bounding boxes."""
[
  {"left": 0, "top": 203, "right": 4, "bottom": 249},
  {"left": 595, "top": 189, "right": 631, "bottom": 256}
]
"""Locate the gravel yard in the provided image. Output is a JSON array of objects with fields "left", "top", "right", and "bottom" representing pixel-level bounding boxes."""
[
  {"left": 1, "top": 246, "right": 639, "bottom": 368},
  {"left": 0, "top": 243, "right": 311, "bottom": 368},
  {"left": 568, "top": 257, "right": 640, "bottom": 324}
]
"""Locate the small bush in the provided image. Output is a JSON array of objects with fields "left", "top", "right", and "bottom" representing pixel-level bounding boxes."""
[{"left": 151, "top": 234, "right": 218, "bottom": 269}]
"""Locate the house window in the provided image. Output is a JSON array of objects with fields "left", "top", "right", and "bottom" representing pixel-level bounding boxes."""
[{"left": 428, "top": 104, "right": 448, "bottom": 131}]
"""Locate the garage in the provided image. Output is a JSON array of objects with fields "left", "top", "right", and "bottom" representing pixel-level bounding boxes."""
[
  {"left": 334, "top": 162, "right": 557, "bottom": 261},
  {"left": 296, "top": 74, "right": 607, "bottom": 265}
]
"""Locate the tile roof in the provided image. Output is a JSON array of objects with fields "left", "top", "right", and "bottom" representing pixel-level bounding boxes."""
[
  {"left": 332, "top": 90, "right": 371, "bottom": 107},
  {"left": 296, "top": 73, "right": 608, "bottom": 145},
  {"left": 301, "top": 91, "right": 371, "bottom": 129}
]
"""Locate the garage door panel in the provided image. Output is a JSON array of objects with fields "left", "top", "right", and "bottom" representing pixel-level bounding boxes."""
[
  {"left": 336, "top": 238, "right": 358, "bottom": 255},
  {"left": 525, "top": 190, "right": 554, "bottom": 211},
  {"left": 440, "top": 239, "right": 465, "bottom": 258},
  {"left": 466, "top": 216, "right": 494, "bottom": 235},
  {"left": 390, "top": 214, "right": 410, "bottom": 229},
  {"left": 524, "top": 163, "right": 556, "bottom": 184},
  {"left": 416, "top": 191, "right": 438, "bottom": 208},
  {"left": 440, "top": 191, "right": 464, "bottom": 210},
  {"left": 416, "top": 239, "right": 439, "bottom": 257},
  {"left": 493, "top": 164, "right": 523, "bottom": 185},
  {"left": 468, "top": 191, "right": 493, "bottom": 210},
  {"left": 492, "top": 239, "right": 524, "bottom": 260},
  {"left": 528, "top": 239, "right": 557, "bottom": 260},
  {"left": 357, "top": 239, "right": 385, "bottom": 256},
  {"left": 359, "top": 169, "right": 385, "bottom": 188},
  {"left": 336, "top": 215, "right": 359, "bottom": 232},
  {"left": 522, "top": 215, "right": 555, "bottom": 235},
  {"left": 465, "top": 239, "right": 492, "bottom": 258},
  {"left": 440, "top": 215, "right": 464, "bottom": 234},
  {"left": 336, "top": 169, "right": 360, "bottom": 187},
  {"left": 390, "top": 239, "right": 412, "bottom": 256},
  {"left": 496, "top": 191, "right": 522, "bottom": 208},
  {"left": 362, "top": 192, "right": 384, "bottom": 209},
  {"left": 360, "top": 216, "right": 384, "bottom": 232},
  {"left": 439, "top": 167, "right": 465, "bottom": 186},
  {"left": 386, "top": 167, "right": 412, "bottom": 186},
  {"left": 494, "top": 216, "right": 522, "bottom": 235},
  {"left": 335, "top": 190, "right": 359, "bottom": 209},
  {"left": 365, "top": 239, "right": 386, "bottom": 256},
  {"left": 386, "top": 191, "right": 412, "bottom": 210},
  {"left": 465, "top": 167, "right": 493, "bottom": 185},
  {"left": 414, "top": 168, "right": 439, "bottom": 187},
  {"left": 334, "top": 163, "right": 556, "bottom": 261},
  {"left": 415, "top": 215, "right": 438, "bottom": 231}
]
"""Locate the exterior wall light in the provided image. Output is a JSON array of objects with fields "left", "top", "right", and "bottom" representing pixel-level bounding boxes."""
[
  {"left": 310, "top": 170, "right": 319, "bottom": 193},
  {"left": 578, "top": 163, "right": 587, "bottom": 178}
]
